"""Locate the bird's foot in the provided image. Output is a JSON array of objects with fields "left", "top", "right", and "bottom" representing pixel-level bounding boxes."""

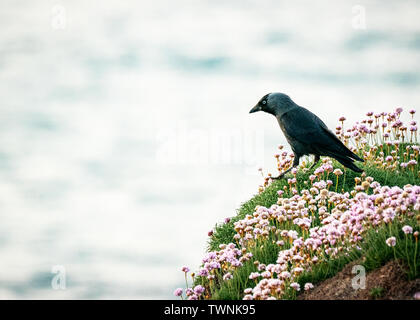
[{"left": 309, "top": 156, "right": 320, "bottom": 171}]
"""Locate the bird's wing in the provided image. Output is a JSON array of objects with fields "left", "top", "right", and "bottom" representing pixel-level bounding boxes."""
[
  {"left": 279, "top": 107, "right": 361, "bottom": 160},
  {"left": 279, "top": 107, "right": 329, "bottom": 144}
]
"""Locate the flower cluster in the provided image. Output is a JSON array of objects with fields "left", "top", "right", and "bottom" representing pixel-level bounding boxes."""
[
  {"left": 336, "top": 108, "right": 417, "bottom": 145},
  {"left": 237, "top": 179, "right": 419, "bottom": 299},
  {"left": 257, "top": 108, "right": 419, "bottom": 194},
  {"left": 337, "top": 108, "right": 418, "bottom": 174},
  {"left": 176, "top": 176, "right": 419, "bottom": 300},
  {"left": 174, "top": 107, "right": 419, "bottom": 300},
  {"left": 175, "top": 243, "right": 253, "bottom": 300}
]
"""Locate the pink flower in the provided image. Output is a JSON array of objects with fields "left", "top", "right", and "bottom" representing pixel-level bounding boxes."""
[
  {"left": 198, "top": 268, "right": 209, "bottom": 277},
  {"left": 181, "top": 266, "right": 190, "bottom": 273},
  {"left": 386, "top": 237, "right": 396, "bottom": 247},
  {"left": 304, "top": 283, "right": 314, "bottom": 291},
  {"left": 223, "top": 273, "right": 233, "bottom": 281},
  {"left": 276, "top": 240, "right": 285, "bottom": 246},
  {"left": 249, "top": 272, "right": 260, "bottom": 280},
  {"left": 402, "top": 225, "right": 413, "bottom": 234},
  {"left": 173, "top": 288, "right": 183, "bottom": 297},
  {"left": 193, "top": 285, "right": 205, "bottom": 295},
  {"left": 290, "top": 282, "right": 300, "bottom": 291}
]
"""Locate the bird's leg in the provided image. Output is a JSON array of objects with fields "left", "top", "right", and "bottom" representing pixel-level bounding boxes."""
[
  {"left": 271, "top": 167, "right": 292, "bottom": 180},
  {"left": 272, "top": 155, "right": 300, "bottom": 180},
  {"left": 309, "top": 155, "right": 320, "bottom": 170}
]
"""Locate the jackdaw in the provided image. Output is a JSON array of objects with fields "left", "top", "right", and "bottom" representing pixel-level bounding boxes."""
[{"left": 249, "top": 92, "right": 364, "bottom": 178}]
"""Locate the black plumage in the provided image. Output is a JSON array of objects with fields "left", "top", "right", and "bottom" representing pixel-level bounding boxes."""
[{"left": 249, "top": 92, "right": 364, "bottom": 178}]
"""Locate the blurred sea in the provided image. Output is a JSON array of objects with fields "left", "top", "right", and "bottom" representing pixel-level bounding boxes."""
[{"left": 0, "top": 0, "right": 420, "bottom": 299}]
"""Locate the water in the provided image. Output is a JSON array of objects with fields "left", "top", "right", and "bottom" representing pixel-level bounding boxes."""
[{"left": 0, "top": 0, "right": 420, "bottom": 299}]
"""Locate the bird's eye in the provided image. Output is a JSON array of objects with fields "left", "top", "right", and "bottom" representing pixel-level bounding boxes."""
[{"left": 262, "top": 100, "right": 266, "bottom": 105}]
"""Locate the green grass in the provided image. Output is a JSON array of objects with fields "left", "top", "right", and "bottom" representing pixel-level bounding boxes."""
[
  {"left": 370, "top": 287, "right": 385, "bottom": 299},
  {"left": 212, "top": 237, "right": 280, "bottom": 300},
  {"left": 360, "top": 217, "right": 419, "bottom": 279},
  {"left": 209, "top": 155, "right": 419, "bottom": 252},
  {"left": 198, "top": 143, "right": 420, "bottom": 300}
]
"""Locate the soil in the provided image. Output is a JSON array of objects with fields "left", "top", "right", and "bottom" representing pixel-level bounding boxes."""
[{"left": 298, "top": 260, "right": 420, "bottom": 300}]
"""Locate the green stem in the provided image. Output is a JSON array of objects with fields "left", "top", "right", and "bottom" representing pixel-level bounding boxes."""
[
  {"left": 405, "top": 234, "right": 411, "bottom": 273},
  {"left": 414, "top": 239, "right": 418, "bottom": 277},
  {"left": 185, "top": 273, "right": 189, "bottom": 289},
  {"left": 335, "top": 176, "right": 338, "bottom": 193},
  {"left": 342, "top": 170, "right": 347, "bottom": 192}
]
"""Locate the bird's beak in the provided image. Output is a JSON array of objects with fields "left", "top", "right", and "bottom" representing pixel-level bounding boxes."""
[{"left": 249, "top": 104, "right": 261, "bottom": 113}]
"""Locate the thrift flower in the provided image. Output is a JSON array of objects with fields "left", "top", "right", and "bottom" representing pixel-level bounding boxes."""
[
  {"left": 223, "top": 273, "right": 233, "bottom": 281},
  {"left": 193, "top": 285, "right": 205, "bottom": 295},
  {"left": 173, "top": 288, "right": 183, "bottom": 297},
  {"left": 304, "top": 283, "right": 314, "bottom": 291},
  {"left": 402, "top": 225, "right": 413, "bottom": 234},
  {"left": 290, "top": 282, "right": 300, "bottom": 291},
  {"left": 386, "top": 237, "right": 397, "bottom": 247},
  {"left": 249, "top": 272, "right": 260, "bottom": 280}
]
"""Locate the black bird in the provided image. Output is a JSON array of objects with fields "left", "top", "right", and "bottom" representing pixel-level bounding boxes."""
[{"left": 249, "top": 93, "right": 364, "bottom": 178}]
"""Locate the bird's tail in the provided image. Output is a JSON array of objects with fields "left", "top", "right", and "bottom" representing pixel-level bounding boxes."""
[
  {"left": 333, "top": 155, "right": 363, "bottom": 173},
  {"left": 348, "top": 150, "right": 364, "bottom": 163}
]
